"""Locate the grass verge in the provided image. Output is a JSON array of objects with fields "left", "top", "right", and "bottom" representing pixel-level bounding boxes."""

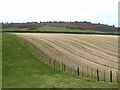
[{"left": 1, "top": 28, "right": 28, "bottom": 31}]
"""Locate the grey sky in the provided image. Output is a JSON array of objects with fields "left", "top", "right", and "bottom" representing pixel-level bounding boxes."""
[{"left": 0, "top": 0, "right": 119, "bottom": 26}]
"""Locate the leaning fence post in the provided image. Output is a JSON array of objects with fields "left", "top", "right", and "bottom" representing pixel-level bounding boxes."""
[
  {"left": 110, "top": 70, "right": 112, "bottom": 82},
  {"left": 97, "top": 69, "right": 99, "bottom": 81},
  {"left": 77, "top": 67, "right": 79, "bottom": 75}
]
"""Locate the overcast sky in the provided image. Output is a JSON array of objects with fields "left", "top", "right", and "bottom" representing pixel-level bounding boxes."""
[{"left": 0, "top": 0, "right": 119, "bottom": 26}]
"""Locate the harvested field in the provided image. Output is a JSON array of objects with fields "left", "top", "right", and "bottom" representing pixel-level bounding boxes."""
[{"left": 13, "top": 33, "right": 119, "bottom": 81}]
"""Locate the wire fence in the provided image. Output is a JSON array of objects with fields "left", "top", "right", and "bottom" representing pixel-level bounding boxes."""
[{"left": 14, "top": 34, "right": 120, "bottom": 83}]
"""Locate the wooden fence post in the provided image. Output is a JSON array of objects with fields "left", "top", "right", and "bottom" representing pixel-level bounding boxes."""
[
  {"left": 73, "top": 66, "right": 74, "bottom": 73},
  {"left": 116, "top": 71, "right": 119, "bottom": 83},
  {"left": 62, "top": 62, "right": 64, "bottom": 70},
  {"left": 64, "top": 64, "right": 66, "bottom": 71},
  {"left": 70, "top": 66, "right": 72, "bottom": 73},
  {"left": 97, "top": 69, "right": 99, "bottom": 81},
  {"left": 54, "top": 60, "right": 55, "bottom": 67},
  {"left": 41, "top": 54, "right": 43, "bottom": 60},
  {"left": 58, "top": 62, "right": 60, "bottom": 69},
  {"left": 68, "top": 65, "right": 71, "bottom": 73},
  {"left": 91, "top": 69, "right": 93, "bottom": 79},
  {"left": 104, "top": 70, "right": 106, "bottom": 82},
  {"left": 110, "top": 70, "right": 112, "bottom": 82},
  {"left": 87, "top": 67, "right": 88, "bottom": 78},
  {"left": 77, "top": 67, "right": 79, "bottom": 75},
  {"left": 117, "top": 71, "right": 120, "bottom": 84},
  {"left": 49, "top": 58, "right": 51, "bottom": 64}
]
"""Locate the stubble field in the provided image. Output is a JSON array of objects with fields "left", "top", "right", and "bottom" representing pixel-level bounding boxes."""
[{"left": 13, "top": 33, "right": 119, "bottom": 81}]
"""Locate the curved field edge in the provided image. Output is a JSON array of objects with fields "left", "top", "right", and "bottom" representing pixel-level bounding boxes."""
[{"left": 2, "top": 33, "right": 118, "bottom": 88}]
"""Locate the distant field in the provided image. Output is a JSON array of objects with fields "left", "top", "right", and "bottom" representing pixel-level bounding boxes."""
[
  {"left": 36, "top": 26, "right": 102, "bottom": 33},
  {"left": 2, "top": 26, "right": 119, "bottom": 35},
  {"left": 2, "top": 26, "right": 103, "bottom": 33},
  {"left": 2, "top": 33, "right": 118, "bottom": 88}
]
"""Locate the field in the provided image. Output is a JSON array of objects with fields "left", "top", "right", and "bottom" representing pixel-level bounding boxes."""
[
  {"left": 36, "top": 26, "right": 103, "bottom": 33},
  {"left": 2, "top": 26, "right": 103, "bottom": 33},
  {"left": 1, "top": 28, "right": 28, "bottom": 31},
  {"left": 2, "top": 33, "right": 118, "bottom": 88},
  {"left": 13, "top": 33, "right": 119, "bottom": 81},
  {"left": 2, "top": 26, "right": 119, "bottom": 36}
]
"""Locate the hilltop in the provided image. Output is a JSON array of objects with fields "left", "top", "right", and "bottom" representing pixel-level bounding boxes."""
[{"left": 2, "top": 21, "right": 118, "bottom": 33}]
